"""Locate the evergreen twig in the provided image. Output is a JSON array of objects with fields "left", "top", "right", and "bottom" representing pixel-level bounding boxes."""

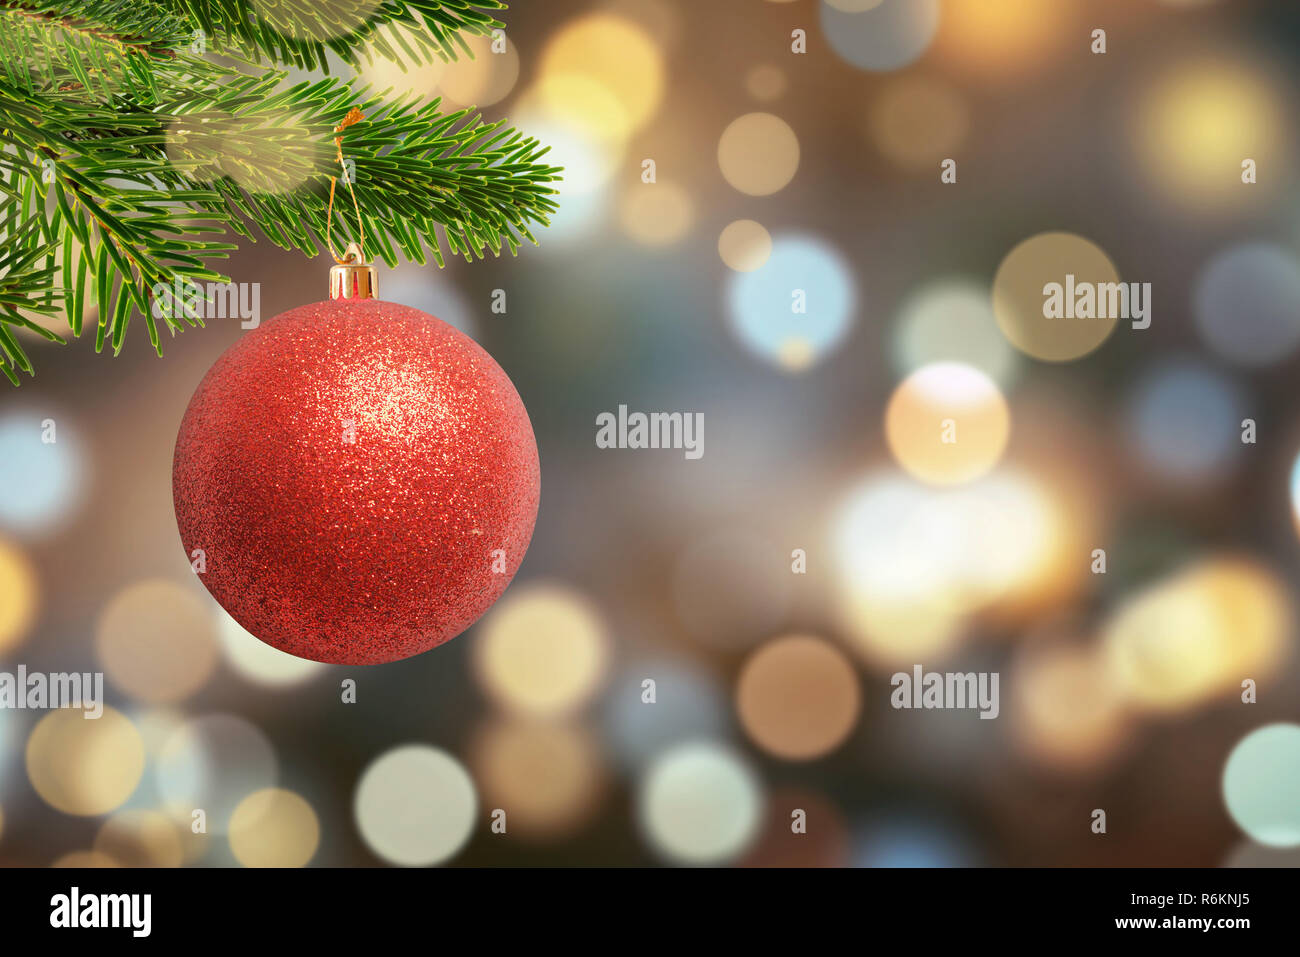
[{"left": 0, "top": 0, "right": 560, "bottom": 385}]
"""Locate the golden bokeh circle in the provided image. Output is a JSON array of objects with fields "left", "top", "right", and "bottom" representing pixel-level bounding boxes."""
[
  {"left": 472, "top": 720, "right": 604, "bottom": 840},
  {"left": 0, "top": 538, "right": 38, "bottom": 654},
  {"left": 737, "top": 635, "right": 861, "bottom": 760},
  {"left": 96, "top": 579, "right": 219, "bottom": 704},
  {"left": 27, "top": 706, "right": 144, "bottom": 816},
  {"left": 229, "top": 788, "right": 320, "bottom": 868},
  {"left": 717, "top": 113, "right": 800, "bottom": 196},
  {"left": 619, "top": 181, "right": 694, "bottom": 246},
  {"left": 1133, "top": 55, "right": 1286, "bottom": 211},
  {"left": 992, "top": 232, "right": 1121, "bottom": 362},
  {"left": 1011, "top": 641, "right": 1130, "bottom": 770},
  {"left": 1104, "top": 556, "right": 1292, "bottom": 712},
  {"left": 94, "top": 809, "right": 184, "bottom": 868},
  {"left": 885, "top": 362, "right": 1010, "bottom": 485},
  {"left": 718, "top": 220, "right": 773, "bottom": 272},
  {"left": 475, "top": 582, "right": 609, "bottom": 718},
  {"left": 539, "top": 14, "right": 664, "bottom": 139},
  {"left": 438, "top": 32, "right": 520, "bottom": 107},
  {"left": 935, "top": 0, "right": 1077, "bottom": 76},
  {"left": 870, "top": 76, "right": 969, "bottom": 170},
  {"left": 361, "top": 48, "right": 447, "bottom": 103}
]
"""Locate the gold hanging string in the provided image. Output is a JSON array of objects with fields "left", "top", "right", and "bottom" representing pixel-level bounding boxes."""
[{"left": 326, "top": 107, "right": 366, "bottom": 264}]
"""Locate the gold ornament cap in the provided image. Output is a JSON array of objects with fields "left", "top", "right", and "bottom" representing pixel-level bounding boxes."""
[{"left": 329, "top": 243, "right": 377, "bottom": 301}]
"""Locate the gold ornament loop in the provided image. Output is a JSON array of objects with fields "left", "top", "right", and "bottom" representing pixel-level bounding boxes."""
[{"left": 326, "top": 107, "right": 366, "bottom": 266}]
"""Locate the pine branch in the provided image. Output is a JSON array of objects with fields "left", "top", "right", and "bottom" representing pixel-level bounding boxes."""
[
  {"left": 169, "top": 0, "right": 507, "bottom": 71},
  {"left": 159, "top": 74, "right": 562, "bottom": 265},
  {"left": 0, "top": 0, "right": 561, "bottom": 385},
  {"left": 0, "top": 1, "right": 192, "bottom": 99}
]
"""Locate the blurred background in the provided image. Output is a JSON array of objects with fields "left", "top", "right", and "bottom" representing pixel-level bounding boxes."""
[{"left": 4, "top": 0, "right": 1300, "bottom": 867}]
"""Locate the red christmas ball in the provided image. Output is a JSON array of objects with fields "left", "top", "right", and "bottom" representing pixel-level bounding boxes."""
[{"left": 173, "top": 297, "right": 540, "bottom": 665}]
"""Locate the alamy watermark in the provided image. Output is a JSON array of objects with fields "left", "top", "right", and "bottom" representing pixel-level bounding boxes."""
[
  {"left": 890, "top": 664, "right": 999, "bottom": 719},
  {"left": 0, "top": 666, "right": 103, "bottom": 718},
  {"left": 1042, "top": 274, "right": 1151, "bottom": 329},
  {"left": 595, "top": 404, "right": 704, "bottom": 460},
  {"left": 50, "top": 887, "right": 151, "bottom": 937},
  {"left": 152, "top": 277, "right": 261, "bottom": 329}
]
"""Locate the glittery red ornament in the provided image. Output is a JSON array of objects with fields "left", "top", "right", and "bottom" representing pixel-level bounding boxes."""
[{"left": 172, "top": 292, "right": 540, "bottom": 665}]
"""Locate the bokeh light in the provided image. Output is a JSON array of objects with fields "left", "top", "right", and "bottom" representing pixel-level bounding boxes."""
[
  {"left": 27, "top": 707, "right": 144, "bottom": 816},
  {"left": 885, "top": 362, "right": 1010, "bottom": 486},
  {"left": 229, "top": 788, "right": 320, "bottom": 867},
  {"left": 1123, "top": 358, "right": 1246, "bottom": 485},
  {"left": 637, "top": 742, "right": 763, "bottom": 865},
  {"left": 94, "top": 809, "right": 183, "bottom": 868},
  {"left": 1193, "top": 242, "right": 1300, "bottom": 366},
  {"left": 436, "top": 31, "right": 520, "bottom": 108},
  {"left": 736, "top": 635, "right": 860, "bottom": 760},
  {"left": 820, "top": 0, "right": 940, "bottom": 73},
  {"left": 717, "top": 112, "right": 800, "bottom": 196},
  {"left": 833, "top": 473, "right": 972, "bottom": 663},
  {"left": 358, "top": 39, "right": 446, "bottom": 102},
  {"left": 508, "top": 114, "right": 617, "bottom": 242},
  {"left": 0, "top": 409, "right": 87, "bottom": 539},
  {"left": 0, "top": 537, "right": 38, "bottom": 655},
  {"left": 725, "top": 234, "right": 856, "bottom": 371},
  {"left": 870, "top": 76, "right": 969, "bottom": 170},
  {"left": 538, "top": 13, "right": 665, "bottom": 142},
  {"left": 1222, "top": 723, "right": 1300, "bottom": 847},
  {"left": 1010, "top": 640, "right": 1131, "bottom": 771},
  {"left": 1133, "top": 54, "right": 1288, "bottom": 212},
  {"left": 933, "top": 0, "right": 1077, "bottom": 76},
  {"left": 156, "top": 714, "right": 278, "bottom": 833},
  {"left": 471, "top": 720, "right": 603, "bottom": 840},
  {"left": 1104, "top": 556, "right": 1292, "bottom": 712},
  {"left": 718, "top": 219, "right": 773, "bottom": 273},
  {"left": 216, "top": 605, "right": 327, "bottom": 688},
  {"left": 891, "top": 278, "right": 1020, "bottom": 387},
  {"left": 382, "top": 261, "right": 476, "bottom": 338},
  {"left": 96, "top": 580, "right": 219, "bottom": 704},
  {"left": 602, "top": 659, "right": 731, "bottom": 771},
  {"left": 1287, "top": 450, "right": 1300, "bottom": 534},
  {"left": 474, "top": 581, "right": 609, "bottom": 718},
  {"left": 992, "top": 232, "right": 1122, "bottom": 362},
  {"left": 618, "top": 180, "right": 694, "bottom": 246},
  {"left": 832, "top": 469, "right": 1068, "bottom": 664},
  {"left": 853, "top": 818, "right": 978, "bottom": 867},
  {"left": 1224, "top": 840, "right": 1300, "bottom": 867},
  {"left": 354, "top": 744, "right": 477, "bottom": 866}
]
